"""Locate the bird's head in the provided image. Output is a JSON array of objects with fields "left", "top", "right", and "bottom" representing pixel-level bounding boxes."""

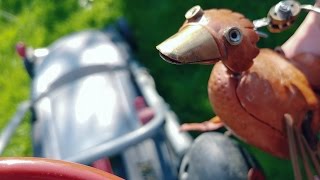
[{"left": 156, "top": 6, "right": 260, "bottom": 73}]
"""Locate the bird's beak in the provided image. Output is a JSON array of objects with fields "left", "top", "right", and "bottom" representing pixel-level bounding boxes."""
[{"left": 156, "top": 25, "right": 222, "bottom": 65}]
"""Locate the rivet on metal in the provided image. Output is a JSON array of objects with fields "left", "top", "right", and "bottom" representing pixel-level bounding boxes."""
[{"left": 185, "top": 5, "right": 204, "bottom": 21}]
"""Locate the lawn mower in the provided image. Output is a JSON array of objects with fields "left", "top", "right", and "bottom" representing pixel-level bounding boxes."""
[{"left": 0, "top": 19, "right": 262, "bottom": 179}]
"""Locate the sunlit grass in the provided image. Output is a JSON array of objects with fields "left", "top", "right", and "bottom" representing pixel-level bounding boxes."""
[{"left": 0, "top": 0, "right": 123, "bottom": 156}]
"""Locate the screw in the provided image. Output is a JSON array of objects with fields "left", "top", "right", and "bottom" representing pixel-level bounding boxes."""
[
  {"left": 275, "top": 1, "right": 293, "bottom": 19},
  {"left": 278, "top": 2, "right": 291, "bottom": 13},
  {"left": 185, "top": 5, "right": 204, "bottom": 21}
]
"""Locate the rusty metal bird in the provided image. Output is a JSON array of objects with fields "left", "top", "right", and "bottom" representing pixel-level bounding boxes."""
[{"left": 157, "top": 2, "right": 320, "bottom": 179}]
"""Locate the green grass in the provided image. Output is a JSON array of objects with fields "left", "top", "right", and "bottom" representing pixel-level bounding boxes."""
[
  {"left": 0, "top": 0, "right": 313, "bottom": 179},
  {"left": 0, "top": 0, "right": 123, "bottom": 156}
]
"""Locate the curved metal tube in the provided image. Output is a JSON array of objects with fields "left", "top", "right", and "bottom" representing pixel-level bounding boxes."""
[
  {"left": 300, "top": 4, "right": 320, "bottom": 14},
  {"left": 66, "top": 103, "right": 166, "bottom": 164},
  {"left": 0, "top": 101, "right": 31, "bottom": 155},
  {"left": 66, "top": 63, "right": 168, "bottom": 165}
]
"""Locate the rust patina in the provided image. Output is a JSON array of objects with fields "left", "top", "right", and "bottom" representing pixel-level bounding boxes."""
[{"left": 157, "top": 6, "right": 320, "bottom": 158}]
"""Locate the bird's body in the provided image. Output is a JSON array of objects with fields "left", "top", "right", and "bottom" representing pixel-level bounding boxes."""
[{"left": 209, "top": 48, "right": 320, "bottom": 157}]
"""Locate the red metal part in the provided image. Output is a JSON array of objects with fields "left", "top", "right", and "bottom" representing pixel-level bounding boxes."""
[{"left": 0, "top": 157, "right": 123, "bottom": 180}]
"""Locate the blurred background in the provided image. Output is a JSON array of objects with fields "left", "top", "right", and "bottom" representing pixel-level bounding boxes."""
[{"left": 0, "top": 0, "right": 314, "bottom": 179}]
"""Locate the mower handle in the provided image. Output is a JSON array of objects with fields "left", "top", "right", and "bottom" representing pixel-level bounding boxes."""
[
  {"left": 66, "top": 103, "right": 166, "bottom": 164},
  {"left": 65, "top": 63, "right": 168, "bottom": 165}
]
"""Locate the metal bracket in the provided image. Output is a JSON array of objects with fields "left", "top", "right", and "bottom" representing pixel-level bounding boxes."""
[{"left": 254, "top": 0, "right": 320, "bottom": 33}]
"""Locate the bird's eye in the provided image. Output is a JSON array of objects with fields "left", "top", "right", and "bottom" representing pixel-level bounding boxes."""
[{"left": 225, "top": 27, "right": 243, "bottom": 45}]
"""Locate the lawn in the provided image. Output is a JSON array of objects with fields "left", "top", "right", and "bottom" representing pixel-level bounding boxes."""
[{"left": 0, "top": 0, "right": 312, "bottom": 179}]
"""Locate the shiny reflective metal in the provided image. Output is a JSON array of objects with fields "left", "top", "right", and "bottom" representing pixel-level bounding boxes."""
[
  {"left": 253, "top": 17, "right": 271, "bottom": 29},
  {"left": 300, "top": 4, "right": 320, "bottom": 14},
  {"left": 253, "top": 0, "right": 320, "bottom": 33},
  {"left": 156, "top": 25, "right": 221, "bottom": 64},
  {"left": 274, "top": 1, "right": 294, "bottom": 20},
  {"left": 267, "top": 0, "right": 301, "bottom": 33},
  {"left": 185, "top": 5, "right": 204, "bottom": 22}
]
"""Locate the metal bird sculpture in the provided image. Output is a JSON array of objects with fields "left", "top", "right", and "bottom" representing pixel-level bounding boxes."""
[{"left": 156, "top": 1, "right": 320, "bottom": 179}]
